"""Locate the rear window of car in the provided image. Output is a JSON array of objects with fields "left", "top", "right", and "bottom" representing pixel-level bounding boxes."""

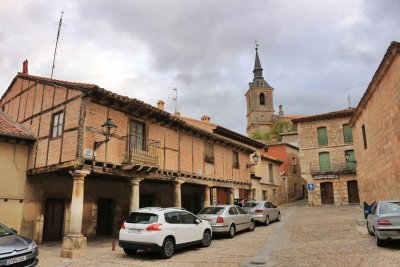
[
  {"left": 198, "top": 207, "right": 225, "bottom": 215},
  {"left": 379, "top": 202, "right": 400, "bottom": 214},
  {"left": 126, "top": 212, "right": 158, "bottom": 224},
  {"left": 243, "top": 202, "right": 261, "bottom": 208}
]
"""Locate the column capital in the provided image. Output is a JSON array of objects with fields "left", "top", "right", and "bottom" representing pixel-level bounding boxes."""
[
  {"left": 173, "top": 178, "right": 185, "bottom": 186},
  {"left": 129, "top": 178, "right": 144, "bottom": 186},
  {"left": 69, "top": 170, "right": 90, "bottom": 180}
]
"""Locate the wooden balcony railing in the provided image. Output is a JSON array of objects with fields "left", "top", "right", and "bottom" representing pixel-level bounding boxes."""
[
  {"left": 309, "top": 160, "right": 356, "bottom": 175},
  {"left": 122, "top": 135, "right": 160, "bottom": 171}
]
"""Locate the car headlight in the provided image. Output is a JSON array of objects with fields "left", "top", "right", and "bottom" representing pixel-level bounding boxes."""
[{"left": 28, "top": 241, "right": 37, "bottom": 249}]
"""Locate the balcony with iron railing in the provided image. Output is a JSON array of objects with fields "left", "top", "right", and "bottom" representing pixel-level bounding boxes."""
[
  {"left": 122, "top": 135, "right": 160, "bottom": 171},
  {"left": 309, "top": 160, "right": 356, "bottom": 175}
]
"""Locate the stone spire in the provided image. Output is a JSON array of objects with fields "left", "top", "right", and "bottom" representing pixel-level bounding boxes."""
[{"left": 253, "top": 43, "right": 263, "bottom": 81}]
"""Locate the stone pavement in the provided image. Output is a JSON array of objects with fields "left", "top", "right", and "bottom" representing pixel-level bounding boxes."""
[{"left": 37, "top": 200, "right": 400, "bottom": 267}]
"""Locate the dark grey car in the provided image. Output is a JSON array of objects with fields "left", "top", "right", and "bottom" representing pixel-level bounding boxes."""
[{"left": 0, "top": 223, "right": 38, "bottom": 266}]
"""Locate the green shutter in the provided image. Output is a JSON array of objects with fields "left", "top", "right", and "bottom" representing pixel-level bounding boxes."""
[
  {"left": 319, "top": 152, "right": 331, "bottom": 171},
  {"left": 343, "top": 124, "right": 353, "bottom": 143},
  {"left": 317, "top": 127, "right": 328, "bottom": 145},
  {"left": 345, "top": 150, "right": 356, "bottom": 170}
]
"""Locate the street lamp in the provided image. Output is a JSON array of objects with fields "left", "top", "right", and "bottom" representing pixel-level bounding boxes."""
[
  {"left": 93, "top": 118, "right": 117, "bottom": 151},
  {"left": 246, "top": 153, "right": 260, "bottom": 168}
]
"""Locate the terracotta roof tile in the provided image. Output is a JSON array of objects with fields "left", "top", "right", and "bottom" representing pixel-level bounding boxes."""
[
  {"left": 0, "top": 112, "right": 35, "bottom": 140},
  {"left": 292, "top": 108, "right": 355, "bottom": 123}
]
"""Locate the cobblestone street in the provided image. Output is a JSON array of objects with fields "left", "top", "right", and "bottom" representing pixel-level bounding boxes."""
[{"left": 38, "top": 201, "right": 400, "bottom": 267}]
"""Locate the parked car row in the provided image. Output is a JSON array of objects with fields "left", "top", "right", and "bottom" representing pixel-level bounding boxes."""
[{"left": 119, "top": 201, "right": 281, "bottom": 259}]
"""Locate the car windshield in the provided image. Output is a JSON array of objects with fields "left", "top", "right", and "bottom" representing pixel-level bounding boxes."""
[
  {"left": 0, "top": 223, "right": 14, "bottom": 237},
  {"left": 243, "top": 202, "right": 260, "bottom": 208},
  {"left": 379, "top": 202, "right": 400, "bottom": 214},
  {"left": 198, "top": 207, "right": 225, "bottom": 215},
  {"left": 126, "top": 212, "right": 158, "bottom": 224}
]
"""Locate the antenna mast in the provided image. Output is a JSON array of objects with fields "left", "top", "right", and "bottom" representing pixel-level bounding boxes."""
[
  {"left": 172, "top": 87, "right": 178, "bottom": 113},
  {"left": 51, "top": 11, "right": 64, "bottom": 79},
  {"left": 348, "top": 94, "right": 351, "bottom": 108}
]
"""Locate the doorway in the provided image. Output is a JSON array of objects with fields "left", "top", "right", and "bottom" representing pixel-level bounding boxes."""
[
  {"left": 96, "top": 198, "right": 114, "bottom": 235},
  {"left": 347, "top": 180, "right": 360, "bottom": 204},
  {"left": 320, "top": 182, "right": 334, "bottom": 204},
  {"left": 43, "top": 198, "right": 64, "bottom": 241}
]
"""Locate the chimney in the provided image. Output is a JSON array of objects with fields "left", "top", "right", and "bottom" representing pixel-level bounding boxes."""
[
  {"left": 201, "top": 115, "right": 211, "bottom": 123},
  {"left": 157, "top": 100, "right": 165, "bottom": 111},
  {"left": 22, "top": 59, "right": 28, "bottom": 74}
]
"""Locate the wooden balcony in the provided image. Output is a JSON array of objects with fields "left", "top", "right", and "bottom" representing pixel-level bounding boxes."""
[{"left": 122, "top": 135, "right": 160, "bottom": 172}]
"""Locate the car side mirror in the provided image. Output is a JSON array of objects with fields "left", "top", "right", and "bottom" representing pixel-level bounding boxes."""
[
  {"left": 195, "top": 219, "right": 201, "bottom": 225},
  {"left": 11, "top": 228, "right": 18, "bottom": 234}
]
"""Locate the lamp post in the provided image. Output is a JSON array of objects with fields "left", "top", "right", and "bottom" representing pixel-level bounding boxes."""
[
  {"left": 282, "top": 173, "right": 287, "bottom": 203},
  {"left": 93, "top": 118, "right": 117, "bottom": 161},
  {"left": 246, "top": 152, "right": 260, "bottom": 168}
]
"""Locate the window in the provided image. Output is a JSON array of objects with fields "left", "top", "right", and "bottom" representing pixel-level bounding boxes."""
[
  {"left": 228, "top": 207, "right": 238, "bottom": 215},
  {"left": 51, "top": 111, "right": 64, "bottom": 138},
  {"left": 269, "top": 163, "right": 274, "bottom": 183},
  {"left": 164, "top": 212, "right": 181, "bottom": 224},
  {"left": 204, "top": 142, "right": 214, "bottom": 164},
  {"left": 319, "top": 152, "right": 331, "bottom": 171},
  {"left": 292, "top": 157, "right": 297, "bottom": 174},
  {"left": 126, "top": 212, "right": 158, "bottom": 224},
  {"left": 233, "top": 151, "right": 239, "bottom": 169},
  {"left": 343, "top": 124, "right": 353, "bottom": 143},
  {"left": 362, "top": 125, "right": 367, "bottom": 149},
  {"left": 236, "top": 206, "right": 246, "bottom": 214},
  {"left": 317, "top": 127, "right": 328, "bottom": 146},
  {"left": 130, "top": 121, "right": 146, "bottom": 151},
  {"left": 260, "top": 93, "right": 265, "bottom": 105},
  {"left": 262, "top": 190, "right": 268, "bottom": 200},
  {"left": 345, "top": 150, "right": 356, "bottom": 171},
  {"left": 180, "top": 212, "right": 197, "bottom": 224}
]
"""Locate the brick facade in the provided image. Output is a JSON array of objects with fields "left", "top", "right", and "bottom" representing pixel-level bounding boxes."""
[
  {"left": 349, "top": 41, "right": 400, "bottom": 204},
  {"left": 293, "top": 110, "right": 359, "bottom": 206}
]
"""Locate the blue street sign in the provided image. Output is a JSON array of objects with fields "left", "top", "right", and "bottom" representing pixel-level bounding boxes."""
[{"left": 307, "top": 183, "right": 315, "bottom": 190}]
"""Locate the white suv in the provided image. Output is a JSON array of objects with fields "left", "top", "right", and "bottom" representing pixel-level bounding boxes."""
[{"left": 119, "top": 207, "right": 212, "bottom": 258}]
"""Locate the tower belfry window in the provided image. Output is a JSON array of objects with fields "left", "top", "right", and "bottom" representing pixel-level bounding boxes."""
[{"left": 260, "top": 93, "right": 265, "bottom": 105}]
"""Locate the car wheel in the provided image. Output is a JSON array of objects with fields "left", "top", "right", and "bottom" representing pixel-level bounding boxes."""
[
  {"left": 248, "top": 220, "right": 255, "bottom": 232},
  {"left": 123, "top": 248, "right": 137, "bottom": 256},
  {"left": 263, "top": 216, "right": 270, "bottom": 226},
  {"left": 277, "top": 213, "right": 281, "bottom": 222},
  {"left": 228, "top": 224, "right": 236, "bottom": 238},
  {"left": 366, "top": 222, "right": 374, "bottom": 236},
  {"left": 201, "top": 230, "right": 212, "bottom": 247},
  {"left": 160, "top": 237, "right": 175, "bottom": 259},
  {"left": 375, "top": 230, "right": 385, "bottom": 247}
]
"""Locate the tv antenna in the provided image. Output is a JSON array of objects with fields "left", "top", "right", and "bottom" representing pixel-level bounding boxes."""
[
  {"left": 172, "top": 87, "right": 178, "bottom": 113},
  {"left": 51, "top": 11, "right": 64, "bottom": 79}
]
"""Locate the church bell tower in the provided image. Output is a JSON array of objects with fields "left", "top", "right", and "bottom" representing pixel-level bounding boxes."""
[{"left": 245, "top": 45, "right": 275, "bottom": 136}]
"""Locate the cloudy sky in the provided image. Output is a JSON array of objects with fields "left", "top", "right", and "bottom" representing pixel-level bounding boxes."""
[{"left": 1, "top": 0, "right": 399, "bottom": 134}]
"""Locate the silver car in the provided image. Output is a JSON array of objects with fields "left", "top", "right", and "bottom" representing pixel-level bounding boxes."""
[
  {"left": 197, "top": 205, "right": 255, "bottom": 238},
  {"left": 242, "top": 201, "right": 281, "bottom": 226},
  {"left": 0, "top": 223, "right": 38, "bottom": 266},
  {"left": 366, "top": 200, "right": 400, "bottom": 246}
]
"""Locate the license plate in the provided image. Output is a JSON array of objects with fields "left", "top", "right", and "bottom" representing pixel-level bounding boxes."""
[
  {"left": 128, "top": 229, "right": 141, "bottom": 234},
  {"left": 6, "top": 255, "right": 27, "bottom": 265}
]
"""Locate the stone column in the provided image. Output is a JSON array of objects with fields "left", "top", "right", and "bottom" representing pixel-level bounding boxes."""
[
  {"left": 61, "top": 170, "right": 90, "bottom": 259},
  {"left": 173, "top": 179, "right": 184, "bottom": 208},
  {"left": 203, "top": 185, "right": 211, "bottom": 208},
  {"left": 229, "top": 188, "right": 235, "bottom": 205},
  {"left": 129, "top": 178, "right": 143, "bottom": 212}
]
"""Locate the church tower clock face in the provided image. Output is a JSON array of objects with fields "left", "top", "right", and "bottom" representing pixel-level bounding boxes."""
[{"left": 245, "top": 45, "right": 275, "bottom": 136}]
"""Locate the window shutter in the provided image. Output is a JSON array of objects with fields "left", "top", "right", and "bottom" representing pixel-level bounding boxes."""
[
  {"left": 345, "top": 150, "right": 356, "bottom": 170},
  {"left": 343, "top": 124, "right": 353, "bottom": 143},
  {"left": 319, "top": 152, "right": 331, "bottom": 171},
  {"left": 317, "top": 127, "right": 328, "bottom": 146}
]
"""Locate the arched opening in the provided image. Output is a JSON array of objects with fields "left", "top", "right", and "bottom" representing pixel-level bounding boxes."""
[{"left": 260, "top": 93, "right": 265, "bottom": 105}]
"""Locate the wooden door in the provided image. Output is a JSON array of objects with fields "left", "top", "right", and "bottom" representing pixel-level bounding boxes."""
[
  {"left": 43, "top": 198, "right": 64, "bottom": 241},
  {"left": 217, "top": 188, "right": 228, "bottom": 204},
  {"left": 347, "top": 180, "right": 360, "bottom": 204},
  {"left": 96, "top": 198, "right": 114, "bottom": 235},
  {"left": 320, "top": 182, "right": 334, "bottom": 204}
]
